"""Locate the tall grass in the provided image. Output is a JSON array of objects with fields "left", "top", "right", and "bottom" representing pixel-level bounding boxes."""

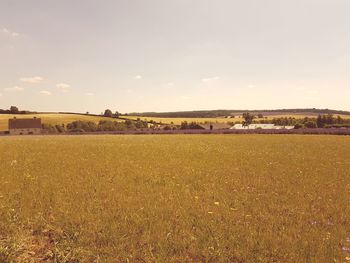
[{"left": 0, "top": 135, "right": 349, "bottom": 262}]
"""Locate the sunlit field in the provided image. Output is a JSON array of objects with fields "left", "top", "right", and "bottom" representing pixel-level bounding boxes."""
[
  {"left": 1, "top": 135, "right": 350, "bottom": 262},
  {"left": 0, "top": 114, "right": 121, "bottom": 131}
]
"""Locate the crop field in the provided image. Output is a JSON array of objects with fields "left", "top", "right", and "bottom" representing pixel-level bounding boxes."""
[
  {"left": 0, "top": 135, "right": 350, "bottom": 262},
  {"left": 123, "top": 116, "right": 239, "bottom": 125},
  {"left": 0, "top": 114, "right": 121, "bottom": 131}
]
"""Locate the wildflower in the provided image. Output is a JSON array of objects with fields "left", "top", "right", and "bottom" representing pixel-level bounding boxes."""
[
  {"left": 342, "top": 246, "right": 350, "bottom": 252},
  {"left": 327, "top": 217, "right": 334, "bottom": 225},
  {"left": 230, "top": 208, "right": 238, "bottom": 211},
  {"left": 214, "top": 202, "right": 219, "bottom": 205},
  {"left": 346, "top": 237, "right": 350, "bottom": 243},
  {"left": 10, "top": 160, "right": 17, "bottom": 166},
  {"left": 346, "top": 256, "right": 350, "bottom": 261},
  {"left": 208, "top": 211, "right": 213, "bottom": 214},
  {"left": 194, "top": 196, "right": 199, "bottom": 200}
]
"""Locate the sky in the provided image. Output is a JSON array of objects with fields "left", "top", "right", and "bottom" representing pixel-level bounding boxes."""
[{"left": 0, "top": 0, "right": 350, "bottom": 113}]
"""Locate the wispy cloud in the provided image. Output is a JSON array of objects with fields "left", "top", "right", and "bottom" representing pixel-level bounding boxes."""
[
  {"left": 0, "top": 93, "right": 2, "bottom": 97},
  {"left": 248, "top": 84, "right": 256, "bottom": 88},
  {"left": 1, "top": 28, "right": 19, "bottom": 37},
  {"left": 202, "top": 76, "right": 219, "bottom": 82},
  {"left": 20, "top": 76, "right": 44, "bottom": 84},
  {"left": 39, "top": 90, "right": 51, "bottom": 95},
  {"left": 85, "top": 92, "right": 94, "bottom": 96},
  {"left": 56, "top": 83, "right": 70, "bottom": 92},
  {"left": 134, "top": 75, "right": 142, "bottom": 80},
  {"left": 4, "top": 86, "right": 24, "bottom": 92},
  {"left": 167, "top": 82, "right": 174, "bottom": 87}
]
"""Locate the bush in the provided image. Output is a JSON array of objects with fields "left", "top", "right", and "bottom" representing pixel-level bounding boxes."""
[
  {"left": 304, "top": 121, "right": 317, "bottom": 129},
  {"left": 294, "top": 123, "right": 303, "bottom": 129}
]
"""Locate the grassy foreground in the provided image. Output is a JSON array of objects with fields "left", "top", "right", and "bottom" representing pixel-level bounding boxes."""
[{"left": 0, "top": 135, "right": 350, "bottom": 262}]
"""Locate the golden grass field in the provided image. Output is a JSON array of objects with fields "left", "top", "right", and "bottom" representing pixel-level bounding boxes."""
[
  {"left": 124, "top": 114, "right": 350, "bottom": 125},
  {"left": 0, "top": 135, "right": 350, "bottom": 262},
  {"left": 0, "top": 114, "right": 121, "bottom": 131}
]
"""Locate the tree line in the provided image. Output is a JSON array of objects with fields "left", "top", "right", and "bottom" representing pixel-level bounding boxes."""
[
  {"left": 246, "top": 114, "right": 350, "bottom": 128},
  {"left": 0, "top": 106, "right": 36, "bottom": 114},
  {"left": 43, "top": 119, "right": 149, "bottom": 133}
]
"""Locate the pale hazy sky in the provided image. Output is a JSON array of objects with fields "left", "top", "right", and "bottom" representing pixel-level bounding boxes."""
[{"left": 1, "top": 0, "right": 349, "bottom": 113}]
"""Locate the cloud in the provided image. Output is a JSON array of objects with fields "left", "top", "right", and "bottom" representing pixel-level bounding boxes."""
[
  {"left": 167, "top": 82, "right": 174, "bottom": 86},
  {"left": 202, "top": 76, "right": 219, "bottom": 82},
  {"left": 1, "top": 28, "right": 19, "bottom": 37},
  {"left": 20, "top": 76, "right": 44, "bottom": 83},
  {"left": 248, "top": 84, "right": 256, "bottom": 89},
  {"left": 4, "top": 86, "right": 24, "bottom": 91},
  {"left": 181, "top": 96, "right": 191, "bottom": 100},
  {"left": 56, "top": 83, "right": 70, "bottom": 92},
  {"left": 85, "top": 92, "right": 94, "bottom": 96},
  {"left": 134, "top": 75, "right": 142, "bottom": 79},
  {"left": 39, "top": 90, "right": 51, "bottom": 95},
  {"left": 0, "top": 93, "right": 2, "bottom": 97}
]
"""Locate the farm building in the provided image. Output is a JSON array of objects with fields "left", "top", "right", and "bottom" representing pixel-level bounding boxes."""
[
  {"left": 8, "top": 117, "right": 42, "bottom": 135},
  {"left": 199, "top": 123, "right": 231, "bottom": 130},
  {"left": 230, "top": 124, "right": 294, "bottom": 130}
]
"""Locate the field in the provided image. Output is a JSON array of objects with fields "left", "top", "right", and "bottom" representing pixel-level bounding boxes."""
[
  {"left": 0, "top": 135, "right": 350, "bottom": 262},
  {"left": 0, "top": 114, "right": 121, "bottom": 131},
  {"left": 124, "top": 114, "right": 350, "bottom": 125}
]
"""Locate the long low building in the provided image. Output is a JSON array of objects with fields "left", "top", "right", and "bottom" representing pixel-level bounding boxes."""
[{"left": 231, "top": 124, "right": 294, "bottom": 130}]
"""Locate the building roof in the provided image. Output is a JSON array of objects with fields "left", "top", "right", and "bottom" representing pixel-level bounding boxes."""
[{"left": 8, "top": 118, "right": 42, "bottom": 129}]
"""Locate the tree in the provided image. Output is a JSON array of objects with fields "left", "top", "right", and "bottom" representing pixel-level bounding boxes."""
[
  {"left": 304, "top": 121, "right": 317, "bottom": 128},
  {"left": 104, "top": 109, "right": 113, "bottom": 117},
  {"left": 180, "top": 121, "right": 188, "bottom": 130},
  {"left": 242, "top": 112, "right": 254, "bottom": 126},
  {"left": 10, "top": 106, "right": 19, "bottom": 114},
  {"left": 316, "top": 115, "right": 324, "bottom": 128},
  {"left": 114, "top": 111, "right": 120, "bottom": 118}
]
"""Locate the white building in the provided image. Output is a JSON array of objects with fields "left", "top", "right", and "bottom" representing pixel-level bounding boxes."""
[{"left": 230, "top": 124, "right": 294, "bottom": 130}]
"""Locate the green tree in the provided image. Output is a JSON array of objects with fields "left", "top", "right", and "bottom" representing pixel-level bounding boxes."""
[
  {"left": 10, "top": 106, "right": 19, "bottom": 114},
  {"left": 104, "top": 109, "right": 113, "bottom": 117},
  {"left": 242, "top": 112, "right": 254, "bottom": 126},
  {"left": 304, "top": 121, "right": 317, "bottom": 128}
]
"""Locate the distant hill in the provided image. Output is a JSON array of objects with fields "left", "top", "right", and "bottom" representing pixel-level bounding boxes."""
[{"left": 126, "top": 108, "right": 350, "bottom": 118}]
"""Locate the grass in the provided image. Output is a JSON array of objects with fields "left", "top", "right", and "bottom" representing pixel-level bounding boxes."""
[
  {"left": 0, "top": 135, "right": 350, "bottom": 262},
  {"left": 0, "top": 114, "right": 122, "bottom": 131}
]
